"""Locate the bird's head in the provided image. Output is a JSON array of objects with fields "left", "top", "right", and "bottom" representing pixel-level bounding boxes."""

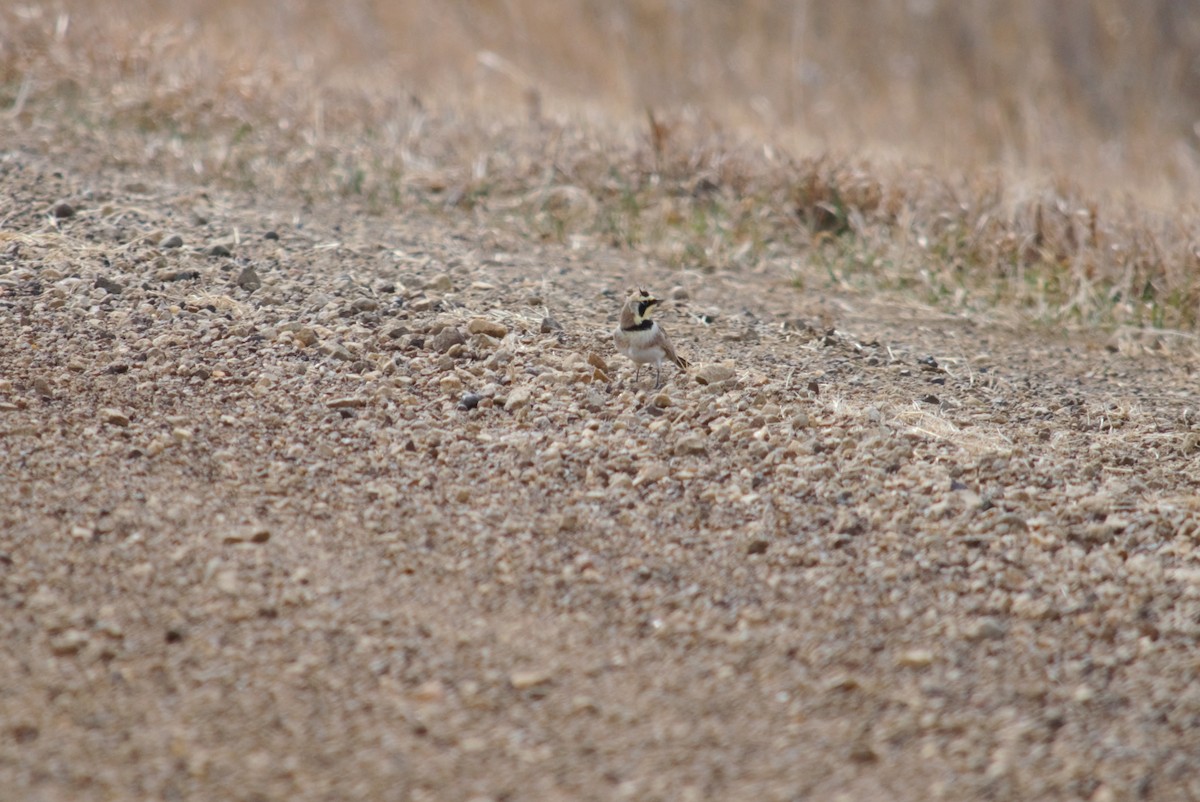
[{"left": 632, "top": 287, "right": 659, "bottom": 322}]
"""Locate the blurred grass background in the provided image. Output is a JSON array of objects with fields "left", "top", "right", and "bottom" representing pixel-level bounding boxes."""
[
  {"left": 4, "top": 0, "right": 1200, "bottom": 329},
  {"left": 5, "top": 0, "right": 1198, "bottom": 198}
]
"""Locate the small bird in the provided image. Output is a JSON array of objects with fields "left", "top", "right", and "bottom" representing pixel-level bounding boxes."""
[{"left": 613, "top": 288, "right": 689, "bottom": 388}]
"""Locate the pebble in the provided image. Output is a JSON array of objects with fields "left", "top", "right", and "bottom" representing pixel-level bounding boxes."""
[
  {"left": 426, "top": 274, "right": 454, "bottom": 292},
  {"left": 587, "top": 352, "right": 609, "bottom": 372},
  {"left": 101, "top": 408, "right": 131, "bottom": 426},
  {"left": 674, "top": 434, "right": 707, "bottom": 455},
  {"left": 215, "top": 569, "right": 239, "bottom": 594},
  {"left": 466, "top": 317, "right": 508, "bottom": 339},
  {"left": 440, "top": 375, "right": 463, "bottom": 395},
  {"left": 52, "top": 202, "right": 76, "bottom": 219},
  {"left": 412, "top": 680, "right": 446, "bottom": 703},
  {"left": 222, "top": 527, "right": 271, "bottom": 544},
  {"left": 157, "top": 269, "right": 200, "bottom": 282},
  {"left": 504, "top": 386, "right": 533, "bottom": 411},
  {"left": 965, "top": 618, "right": 1008, "bottom": 641},
  {"left": 541, "top": 316, "right": 563, "bottom": 333},
  {"left": 49, "top": 629, "right": 89, "bottom": 656},
  {"left": 95, "top": 276, "right": 124, "bottom": 295},
  {"left": 431, "top": 327, "right": 466, "bottom": 352},
  {"left": 459, "top": 392, "right": 483, "bottom": 411},
  {"left": 159, "top": 234, "right": 184, "bottom": 249},
  {"left": 210, "top": 243, "right": 233, "bottom": 257},
  {"left": 236, "top": 265, "right": 262, "bottom": 291},
  {"left": 695, "top": 363, "right": 735, "bottom": 385},
  {"left": 633, "top": 462, "right": 670, "bottom": 486},
  {"left": 327, "top": 397, "right": 368, "bottom": 409},
  {"left": 897, "top": 649, "right": 935, "bottom": 668},
  {"left": 33, "top": 377, "right": 53, "bottom": 398},
  {"left": 510, "top": 670, "right": 553, "bottom": 690},
  {"left": 293, "top": 327, "right": 318, "bottom": 347}
]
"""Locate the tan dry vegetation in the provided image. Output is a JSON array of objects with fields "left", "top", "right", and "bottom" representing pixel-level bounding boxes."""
[
  {"left": 4, "top": 3, "right": 1200, "bottom": 801},
  {"left": 6, "top": 0, "right": 1200, "bottom": 329}
]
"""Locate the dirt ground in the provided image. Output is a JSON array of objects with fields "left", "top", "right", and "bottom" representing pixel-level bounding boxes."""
[{"left": 3, "top": 140, "right": 1200, "bottom": 802}]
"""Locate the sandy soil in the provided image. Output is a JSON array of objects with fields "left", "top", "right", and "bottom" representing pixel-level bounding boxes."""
[{"left": 3, "top": 146, "right": 1200, "bottom": 802}]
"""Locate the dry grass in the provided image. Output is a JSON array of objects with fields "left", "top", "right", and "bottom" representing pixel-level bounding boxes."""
[{"left": 4, "top": 1, "right": 1200, "bottom": 330}]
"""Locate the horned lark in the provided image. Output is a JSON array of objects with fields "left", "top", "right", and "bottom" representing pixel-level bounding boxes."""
[{"left": 613, "top": 288, "right": 689, "bottom": 388}]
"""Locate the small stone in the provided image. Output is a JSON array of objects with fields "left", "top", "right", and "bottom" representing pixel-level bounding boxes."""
[
  {"left": 459, "top": 393, "right": 483, "bottom": 411},
  {"left": 159, "top": 234, "right": 184, "bottom": 249},
  {"left": 746, "top": 539, "right": 770, "bottom": 555},
  {"left": 222, "top": 527, "right": 271, "bottom": 545},
  {"left": 215, "top": 570, "right": 239, "bottom": 594},
  {"left": 351, "top": 298, "right": 380, "bottom": 313},
  {"left": 440, "top": 375, "right": 464, "bottom": 395},
  {"left": 587, "top": 352, "right": 609, "bottom": 372},
  {"left": 157, "top": 269, "right": 201, "bottom": 282},
  {"left": 694, "top": 363, "right": 735, "bottom": 385},
  {"left": 965, "top": 618, "right": 1007, "bottom": 641},
  {"left": 510, "top": 670, "right": 553, "bottom": 690},
  {"left": 33, "top": 377, "right": 53, "bottom": 398},
  {"left": 540, "top": 316, "right": 563, "bottom": 333},
  {"left": 236, "top": 266, "right": 262, "bottom": 291},
  {"left": 412, "top": 680, "right": 446, "bottom": 703},
  {"left": 263, "top": 230, "right": 280, "bottom": 241},
  {"left": 52, "top": 202, "right": 76, "bottom": 219},
  {"left": 426, "top": 274, "right": 454, "bottom": 292},
  {"left": 848, "top": 742, "right": 879, "bottom": 764},
  {"left": 431, "top": 327, "right": 466, "bottom": 353},
  {"left": 669, "top": 285, "right": 689, "bottom": 300},
  {"left": 210, "top": 243, "right": 232, "bottom": 257},
  {"left": 471, "top": 333, "right": 501, "bottom": 351},
  {"left": 674, "top": 434, "right": 707, "bottom": 456},
  {"left": 897, "top": 649, "right": 934, "bottom": 668},
  {"left": 95, "top": 276, "right": 124, "bottom": 295},
  {"left": 101, "top": 408, "right": 130, "bottom": 427},
  {"left": 327, "top": 397, "right": 368, "bottom": 409},
  {"left": 49, "top": 629, "right": 89, "bottom": 656},
  {"left": 293, "top": 327, "right": 318, "bottom": 347},
  {"left": 504, "top": 386, "right": 533, "bottom": 411},
  {"left": 633, "top": 462, "right": 670, "bottom": 487},
  {"left": 467, "top": 317, "right": 508, "bottom": 339}
]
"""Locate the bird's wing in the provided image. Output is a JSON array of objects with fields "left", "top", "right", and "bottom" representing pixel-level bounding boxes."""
[{"left": 661, "top": 327, "right": 688, "bottom": 368}]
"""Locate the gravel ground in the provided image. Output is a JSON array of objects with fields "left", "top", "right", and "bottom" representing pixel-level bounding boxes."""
[{"left": 3, "top": 149, "right": 1200, "bottom": 801}]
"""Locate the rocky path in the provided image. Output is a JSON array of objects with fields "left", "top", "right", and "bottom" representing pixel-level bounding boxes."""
[{"left": 3, "top": 151, "right": 1200, "bottom": 801}]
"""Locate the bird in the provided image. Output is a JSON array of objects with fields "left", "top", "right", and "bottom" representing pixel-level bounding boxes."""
[{"left": 613, "top": 288, "right": 689, "bottom": 388}]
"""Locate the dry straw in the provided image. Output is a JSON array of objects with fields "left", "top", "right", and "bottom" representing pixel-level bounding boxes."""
[{"left": 4, "top": 1, "right": 1200, "bottom": 331}]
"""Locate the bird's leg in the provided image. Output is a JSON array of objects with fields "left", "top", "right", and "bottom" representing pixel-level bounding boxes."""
[
  {"left": 634, "top": 365, "right": 642, "bottom": 384},
  {"left": 654, "top": 364, "right": 662, "bottom": 389}
]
